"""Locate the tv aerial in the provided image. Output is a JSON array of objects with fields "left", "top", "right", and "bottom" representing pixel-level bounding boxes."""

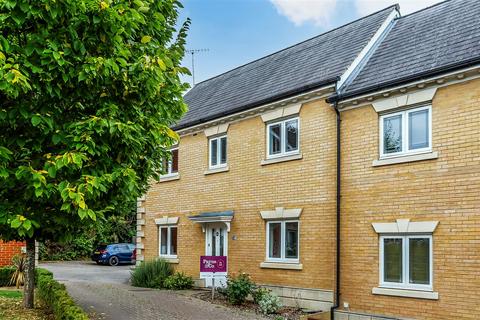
[{"left": 186, "top": 48, "right": 209, "bottom": 86}]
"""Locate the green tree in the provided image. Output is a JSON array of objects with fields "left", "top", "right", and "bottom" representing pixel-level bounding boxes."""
[{"left": 0, "top": 0, "right": 189, "bottom": 308}]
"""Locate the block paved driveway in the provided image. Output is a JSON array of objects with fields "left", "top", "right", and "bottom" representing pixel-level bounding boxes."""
[{"left": 41, "top": 261, "right": 267, "bottom": 320}]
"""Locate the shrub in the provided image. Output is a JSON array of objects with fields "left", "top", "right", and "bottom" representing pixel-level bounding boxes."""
[
  {"left": 9, "top": 254, "right": 26, "bottom": 288},
  {"left": 0, "top": 267, "right": 15, "bottom": 286},
  {"left": 225, "top": 273, "right": 254, "bottom": 305},
  {"left": 163, "top": 272, "right": 194, "bottom": 290},
  {"left": 253, "top": 287, "right": 282, "bottom": 314},
  {"left": 36, "top": 267, "right": 89, "bottom": 320},
  {"left": 130, "top": 259, "right": 173, "bottom": 289}
]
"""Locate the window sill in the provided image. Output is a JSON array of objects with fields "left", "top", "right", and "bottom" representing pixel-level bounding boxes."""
[
  {"left": 372, "top": 151, "right": 438, "bottom": 167},
  {"left": 372, "top": 287, "right": 438, "bottom": 300},
  {"left": 204, "top": 166, "right": 229, "bottom": 175},
  {"left": 159, "top": 173, "right": 180, "bottom": 182},
  {"left": 260, "top": 262, "right": 303, "bottom": 270},
  {"left": 261, "top": 153, "right": 302, "bottom": 166},
  {"left": 159, "top": 257, "right": 179, "bottom": 264}
]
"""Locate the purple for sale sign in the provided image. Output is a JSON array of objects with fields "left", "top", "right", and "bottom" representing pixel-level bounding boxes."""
[{"left": 200, "top": 256, "right": 227, "bottom": 273}]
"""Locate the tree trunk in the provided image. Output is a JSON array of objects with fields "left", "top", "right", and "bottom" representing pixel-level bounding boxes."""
[{"left": 23, "top": 237, "right": 35, "bottom": 309}]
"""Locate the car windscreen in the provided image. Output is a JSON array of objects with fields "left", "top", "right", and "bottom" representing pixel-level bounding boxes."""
[{"left": 95, "top": 245, "right": 107, "bottom": 251}]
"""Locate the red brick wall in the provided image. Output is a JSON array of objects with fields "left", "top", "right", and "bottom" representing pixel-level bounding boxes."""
[{"left": 0, "top": 241, "right": 25, "bottom": 266}]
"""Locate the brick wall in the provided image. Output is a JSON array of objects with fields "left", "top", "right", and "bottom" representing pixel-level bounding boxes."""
[
  {"left": 339, "top": 78, "right": 480, "bottom": 319},
  {"left": 142, "top": 99, "right": 338, "bottom": 292},
  {"left": 0, "top": 241, "right": 25, "bottom": 266}
]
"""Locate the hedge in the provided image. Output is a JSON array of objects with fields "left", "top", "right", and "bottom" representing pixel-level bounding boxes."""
[
  {"left": 36, "top": 268, "right": 89, "bottom": 320},
  {"left": 0, "top": 267, "right": 15, "bottom": 286},
  {"left": 0, "top": 267, "right": 88, "bottom": 320}
]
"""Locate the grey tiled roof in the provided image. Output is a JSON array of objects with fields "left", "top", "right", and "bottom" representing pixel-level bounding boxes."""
[
  {"left": 343, "top": 0, "right": 480, "bottom": 97},
  {"left": 177, "top": 6, "right": 397, "bottom": 130}
]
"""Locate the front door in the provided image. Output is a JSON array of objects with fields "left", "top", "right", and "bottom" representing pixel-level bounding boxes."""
[{"left": 201, "top": 223, "right": 228, "bottom": 287}]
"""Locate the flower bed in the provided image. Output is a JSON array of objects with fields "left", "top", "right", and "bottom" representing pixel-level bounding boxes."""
[{"left": 192, "top": 290, "right": 306, "bottom": 320}]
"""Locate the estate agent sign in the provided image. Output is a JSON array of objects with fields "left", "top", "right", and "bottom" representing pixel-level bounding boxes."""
[{"left": 200, "top": 256, "right": 227, "bottom": 273}]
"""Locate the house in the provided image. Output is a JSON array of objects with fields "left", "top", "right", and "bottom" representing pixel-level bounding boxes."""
[
  {"left": 137, "top": 0, "right": 480, "bottom": 319},
  {"left": 0, "top": 240, "right": 25, "bottom": 266}
]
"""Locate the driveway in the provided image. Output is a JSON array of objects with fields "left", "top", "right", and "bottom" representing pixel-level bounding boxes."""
[{"left": 40, "top": 261, "right": 266, "bottom": 320}]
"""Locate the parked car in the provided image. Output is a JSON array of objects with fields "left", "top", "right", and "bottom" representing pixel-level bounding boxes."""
[{"left": 91, "top": 243, "right": 136, "bottom": 266}]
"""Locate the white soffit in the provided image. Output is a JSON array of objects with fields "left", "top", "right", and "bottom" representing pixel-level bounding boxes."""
[
  {"left": 372, "top": 87, "right": 437, "bottom": 113},
  {"left": 260, "top": 207, "right": 302, "bottom": 220},
  {"left": 261, "top": 103, "right": 302, "bottom": 122},
  {"left": 372, "top": 219, "right": 439, "bottom": 234},
  {"left": 155, "top": 216, "right": 179, "bottom": 225}
]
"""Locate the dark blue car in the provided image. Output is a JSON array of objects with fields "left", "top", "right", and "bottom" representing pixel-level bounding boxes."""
[{"left": 91, "top": 243, "right": 136, "bottom": 266}]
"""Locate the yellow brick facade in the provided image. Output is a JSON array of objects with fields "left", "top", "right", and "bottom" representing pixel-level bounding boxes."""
[
  {"left": 140, "top": 77, "right": 480, "bottom": 319},
  {"left": 142, "top": 99, "right": 337, "bottom": 292},
  {"left": 339, "top": 78, "right": 480, "bottom": 319}
]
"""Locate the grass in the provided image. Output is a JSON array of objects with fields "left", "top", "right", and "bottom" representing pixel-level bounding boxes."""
[
  {"left": 0, "top": 288, "right": 53, "bottom": 320},
  {"left": 0, "top": 289, "right": 22, "bottom": 299}
]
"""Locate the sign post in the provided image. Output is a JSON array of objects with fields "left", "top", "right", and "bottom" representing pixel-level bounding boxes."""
[
  {"left": 211, "top": 272, "right": 215, "bottom": 300},
  {"left": 200, "top": 256, "right": 227, "bottom": 300}
]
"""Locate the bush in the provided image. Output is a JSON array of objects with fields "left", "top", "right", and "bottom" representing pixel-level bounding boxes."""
[
  {"left": 9, "top": 254, "right": 26, "bottom": 288},
  {"left": 225, "top": 273, "right": 254, "bottom": 305},
  {"left": 0, "top": 267, "right": 15, "bottom": 286},
  {"left": 163, "top": 272, "right": 194, "bottom": 290},
  {"left": 130, "top": 259, "right": 173, "bottom": 289},
  {"left": 253, "top": 287, "right": 282, "bottom": 314},
  {"left": 36, "top": 267, "right": 89, "bottom": 320}
]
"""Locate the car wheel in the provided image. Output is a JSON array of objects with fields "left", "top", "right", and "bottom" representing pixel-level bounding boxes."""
[{"left": 108, "top": 256, "right": 119, "bottom": 266}]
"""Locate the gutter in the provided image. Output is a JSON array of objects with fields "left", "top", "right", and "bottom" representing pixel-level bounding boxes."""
[
  {"left": 175, "top": 77, "right": 339, "bottom": 131},
  {"left": 328, "top": 57, "right": 480, "bottom": 104}
]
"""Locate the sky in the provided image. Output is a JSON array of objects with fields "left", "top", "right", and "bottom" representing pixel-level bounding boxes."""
[{"left": 179, "top": 0, "right": 443, "bottom": 87}]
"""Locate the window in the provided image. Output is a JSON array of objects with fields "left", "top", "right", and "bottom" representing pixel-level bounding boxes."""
[
  {"left": 209, "top": 135, "right": 227, "bottom": 168},
  {"left": 380, "top": 235, "right": 432, "bottom": 290},
  {"left": 266, "top": 221, "right": 299, "bottom": 262},
  {"left": 380, "top": 106, "right": 431, "bottom": 158},
  {"left": 159, "top": 226, "right": 177, "bottom": 258},
  {"left": 162, "top": 148, "right": 178, "bottom": 176},
  {"left": 267, "top": 117, "right": 299, "bottom": 158}
]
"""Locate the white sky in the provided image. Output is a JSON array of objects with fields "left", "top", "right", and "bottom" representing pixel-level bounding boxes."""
[{"left": 270, "top": 0, "right": 444, "bottom": 26}]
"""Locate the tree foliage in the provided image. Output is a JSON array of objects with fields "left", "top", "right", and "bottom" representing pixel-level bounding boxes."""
[{"left": 0, "top": 0, "right": 189, "bottom": 243}]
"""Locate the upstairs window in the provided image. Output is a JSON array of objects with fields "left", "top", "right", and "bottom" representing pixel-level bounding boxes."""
[
  {"left": 209, "top": 135, "right": 227, "bottom": 169},
  {"left": 380, "top": 105, "right": 431, "bottom": 158},
  {"left": 267, "top": 117, "right": 299, "bottom": 158},
  {"left": 162, "top": 147, "right": 178, "bottom": 176}
]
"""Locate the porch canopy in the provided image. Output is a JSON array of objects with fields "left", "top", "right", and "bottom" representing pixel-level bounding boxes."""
[{"left": 188, "top": 210, "right": 234, "bottom": 232}]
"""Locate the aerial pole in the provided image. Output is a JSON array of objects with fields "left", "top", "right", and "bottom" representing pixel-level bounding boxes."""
[{"left": 186, "top": 48, "right": 209, "bottom": 86}]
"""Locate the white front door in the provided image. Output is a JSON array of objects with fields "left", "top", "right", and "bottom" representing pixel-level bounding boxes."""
[{"left": 201, "top": 223, "right": 228, "bottom": 287}]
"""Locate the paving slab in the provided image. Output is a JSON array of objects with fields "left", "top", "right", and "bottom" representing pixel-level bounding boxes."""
[{"left": 40, "top": 261, "right": 267, "bottom": 320}]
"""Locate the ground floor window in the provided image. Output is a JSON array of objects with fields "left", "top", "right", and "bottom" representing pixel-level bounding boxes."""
[
  {"left": 159, "top": 226, "right": 177, "bottom": 258},
  {"left": 266, "top": 221, "right": 299, "bottom": 262},
  {"left": 380, "top": 235, "right": 432, "bottom": 290}
]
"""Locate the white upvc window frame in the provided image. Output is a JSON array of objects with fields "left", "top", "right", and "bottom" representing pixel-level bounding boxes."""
[
  {"left": 379, "top": 105, "right": 432, "bottom": 159},
  {"left": 266, "top": 117, "right": 300, "bottom": 159},
  {"left": 208, "top": 135, "right": 227, "bottom": 169},
  {"left": 158, "top": 225, "right": 178, "bottom": 259},
  {"left": 379, "top": 234, "right": 433, "bottom": 291},
  {"left": 265, "top": 220, "right": 300, "bottom": 264},
  {"left": 161, "top": 147, "right": 179, "bottom": 177}
]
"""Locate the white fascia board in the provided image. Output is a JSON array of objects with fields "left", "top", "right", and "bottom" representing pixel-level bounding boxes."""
[
  {"left": 337, "top": 8, "right": 399, "bottom": 91},
  {"left": 177, "top": 84, "right": 335, "bottom": 136}
]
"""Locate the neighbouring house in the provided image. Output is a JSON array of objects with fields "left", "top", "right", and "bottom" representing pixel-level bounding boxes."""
[
  {"left": 0, "top": 241, "right": 25, "bottom": 266},
  {"left": 137, "top": 0, "right": 480, "bottom": 319}
]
